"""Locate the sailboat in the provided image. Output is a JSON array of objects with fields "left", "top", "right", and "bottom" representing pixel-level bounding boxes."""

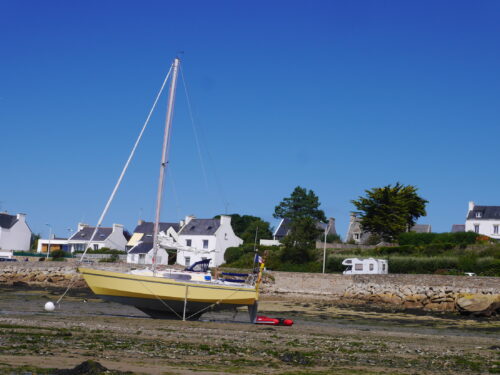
[{"left": 78, "top": 58, "right": 264, "bottom": 321}]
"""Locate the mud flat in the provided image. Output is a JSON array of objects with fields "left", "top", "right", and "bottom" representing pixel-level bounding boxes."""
[{"left": 0, "top": 284, "right": 499, "bottom": 375}]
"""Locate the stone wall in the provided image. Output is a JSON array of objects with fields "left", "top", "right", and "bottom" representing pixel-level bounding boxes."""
[
  {"left": 1, "top": 263, "right": 499, "bottom": 313},
  {"left": 268, "top": 271, "right": 500, "bottom": 312}
]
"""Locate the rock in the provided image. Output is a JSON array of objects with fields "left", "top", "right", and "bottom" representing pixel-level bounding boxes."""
[
  {"left": 403, "top": 301, "right": 423, "bottom": 309},
  {"left": 456, "top": 294, "right": 500, "bottom": 317},
  {"left": 405, "top": 294, "right": 427, "bottom": 303}
]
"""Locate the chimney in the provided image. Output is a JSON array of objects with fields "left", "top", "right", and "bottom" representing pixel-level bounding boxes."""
[
  {"left": 16, "top": 213, "right": 26, "bottom": 222},
  {"left": 112, "top": 223, "right": 124, "bottom": 234},
  {"left": 468, "top": 201, "right": 475, "bottom": 213},
  {"left": 77, "top": 223, "right": 88, "bottom": 231},
  {"left": 220, "top": 215, "right": 231, "bottom": 226},
  {"left": 328, "top": 217, "right": 336, "bottom": 234},
  {"left": 137, "top": 219, "right": 144, "bottom": 225},
  {"left": 185, "top": 215, "right": 195, "bottom": 225}
]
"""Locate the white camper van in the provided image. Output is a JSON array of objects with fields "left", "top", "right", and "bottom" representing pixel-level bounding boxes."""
[{"left": 342, "top": 258, "right": 388, "bottom": 275}]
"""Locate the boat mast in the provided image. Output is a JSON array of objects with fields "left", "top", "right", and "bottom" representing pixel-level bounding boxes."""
[{"left": 152, "top": 57, "right": 180, "bottom": 272}]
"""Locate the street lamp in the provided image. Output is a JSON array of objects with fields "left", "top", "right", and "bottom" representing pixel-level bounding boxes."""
[
  {"left": 322, "top": 221, "right": 332, "bottom": 274},
  {"left": 66, "top": 228, "right": 73, "bottom": 254},
  {"left": 45, "top": 224, "right": 52, "bottom": 259}
]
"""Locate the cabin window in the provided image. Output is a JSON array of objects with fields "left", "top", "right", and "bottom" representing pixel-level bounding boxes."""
[
  {"left": 186, "top": 239, "right": 192, "bottom": 246},
  {"left": 354, "top": 264, "right": 363, "bottom": 271},
  {"left": 494, "top": 225, "right": 499, "bottom": 234},
  {"left": 93, "top": 244, "right": 99, "bottom": 250},
  {"left": 203, "top": 240, "right": 209, "bottom": 249},
  {"left": 369, "top": 264, "right": 374, "bottom": 271},
  {"left": 474, "top": 224, "right": 480, "bottom": 233},
  {"left": 185, "top": 256, "right": 191, "bottom": 267}
]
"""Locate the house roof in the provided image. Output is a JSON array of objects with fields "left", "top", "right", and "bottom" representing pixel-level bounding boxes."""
[
  {"left": 133, "top": 221, "right": 180, "bottom": 236},
  {"left": 410, "top": 224, "right": 432, "bottom": 233},
  {"left": 274, "top": 218, "right": 291, "bottom": 238},
  {"left": 0, "top": 213, "right": 17, "bottom": 229},
  {"left": 274, "top": 217, "right": 336, "bottom": 237},
  {"left": 451, "top": 224, "right": 465, "bottom": 233},
  {"left": 467, "top": 205, "right": 500, "bottom": 220},
  {"left": 69, "top": 227, "right": 113, "bottom": 242},
  {"left": 179, "top": 219, "right": 220, "bottom": 236},
  {"left": 128, "top": 242, "right": 153, "bottom": 254}
]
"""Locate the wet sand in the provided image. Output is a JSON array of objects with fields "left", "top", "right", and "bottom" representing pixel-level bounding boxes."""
[{"left": 0, "top": 285, "right": 499, "bottom": 374}]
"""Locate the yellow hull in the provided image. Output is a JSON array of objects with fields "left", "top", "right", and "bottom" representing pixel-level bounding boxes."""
[{"left": 79, "top": 267, "right": 258, "bottom": 318}]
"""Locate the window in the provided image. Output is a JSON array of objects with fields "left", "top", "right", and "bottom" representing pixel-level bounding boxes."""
[
  {"left": 185, "top": 256, "right": 191, "bottom": 267},
  {"left": 382, "top": 264, "right": 386, "bottom": 271},
  {"left": 369, "top": 264, "right": 374, "bottom": 271},
  {"left": 494, "top": 225, "right": 499, "bottom": 234},
  {"left": 474, "top": 224, "right": 480, "bottom": 233},
  {"left": 224, "top": 233, "right": 228, "bottom": 240},
  {"left": 186, "top": 239, "right": 192, "bottom": 246},
  {"left": 354, "top": 233, "right": 360, "bottom": 240},
  {"left": 354, "top": 263, "right": 363, "bottom": 271},
  {"left": 74, "top": 244, "right": 85, "bottom": 252},
  {"left": 139, "top": 254, "right": 145, "bottom": 264},
  {"left": 93, "top": 244, "right": 99, "bottom": 250},
  {"left": 203, "top": 240, "right": 209, "bottom": 249},
  {"left": 476, "top": 212, "right": 482, "bottom": 218}
]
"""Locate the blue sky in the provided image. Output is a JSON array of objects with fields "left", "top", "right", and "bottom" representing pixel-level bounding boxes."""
[{"left": 1, "top": 1, "right": 499, "bottom": 239}]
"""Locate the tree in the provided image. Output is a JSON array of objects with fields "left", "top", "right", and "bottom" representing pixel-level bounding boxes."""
[
  {"left": 274, "top": 187, "right": 326, "bottom": 264},
  {"left": 273, "top": 186, "right": 326, "bottom": 223},
  {"left": 280, "top": 217, "right": 320, "bottom": 263},
  {"left": 351, "top": 183, "right": 428, "bottom": 242}
]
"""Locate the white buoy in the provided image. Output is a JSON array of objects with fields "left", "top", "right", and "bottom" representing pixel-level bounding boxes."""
[{"left": 44, "top": 301, "right": 55, "bottom": 312}]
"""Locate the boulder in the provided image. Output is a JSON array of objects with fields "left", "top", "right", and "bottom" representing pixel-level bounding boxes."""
[{"left": 456, "top": 294, "right": 500, "bottom": 317}]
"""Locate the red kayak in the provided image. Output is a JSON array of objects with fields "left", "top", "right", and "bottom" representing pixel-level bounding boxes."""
[{"left": 255, "top": 315, "right": 293, "bottom": 326}]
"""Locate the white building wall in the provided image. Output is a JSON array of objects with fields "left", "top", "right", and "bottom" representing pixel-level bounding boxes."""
[
  {"left": 104, "top": 224, "right": 127, "bottom": 251},
  {"left": 465, "top": 219, "right": 500, "bottom": 239},
  {"left": 0, "top": 214, "right": 31, "bottom": 251}
]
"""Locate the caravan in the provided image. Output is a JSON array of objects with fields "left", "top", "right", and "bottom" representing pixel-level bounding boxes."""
[{"left": 342, "top": 258, "right": 388, "bottom": 275}]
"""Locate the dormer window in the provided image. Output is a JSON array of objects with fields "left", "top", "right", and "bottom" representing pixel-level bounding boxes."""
[{"left": 476, "top": 212, "right": 482, "bottom": 218}]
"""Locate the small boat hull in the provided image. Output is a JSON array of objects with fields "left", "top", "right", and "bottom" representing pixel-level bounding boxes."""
[{"left": 79, "top": 267, "right": 258, "bottom": 320}]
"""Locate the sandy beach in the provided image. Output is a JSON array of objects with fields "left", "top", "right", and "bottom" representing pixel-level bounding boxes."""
[{"left": 0, "top": 284, "right": 499, "bottom": 375}]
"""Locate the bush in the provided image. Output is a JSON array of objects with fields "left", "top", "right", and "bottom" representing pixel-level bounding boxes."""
[
  {"left": 50, "top": 250, "right": 66, "bottom": 260},
  {"left": 398, "top": 232, "right": 478, "bottom": 246},
  {"left": 98, "top": 254, "right": 119, "bottom": 263},
  {"left": 75, "top": 248, "right": 125, "bottom": 255}
]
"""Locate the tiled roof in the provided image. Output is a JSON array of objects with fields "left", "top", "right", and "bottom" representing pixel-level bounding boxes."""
[
  {"left": 133, "top": 221, "right": 180, "bottom": 236},
  {"left": 467, "top": 205, "right": 500, "bottom": 220},
  {"left": 128, "top": 242, "right": 153, "bottom": 254},
  {"left": 451, "top": 224, "right": 465, "bottom": 233},
  {"left": 411, "top": 224, "right": 432, "bottom": 233},
  {"left": 179, "top": 219, "right": 220, "bottom": 236},
  {"left": 69, "top": 227, "right": 113, "bottom": 242},
  {"left": 0, "top": 213, "right": 17, "bottom": 229}
]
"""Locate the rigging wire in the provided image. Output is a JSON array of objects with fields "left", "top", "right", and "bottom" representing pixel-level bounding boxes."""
[
  {"left": 179, "top": 65, "right": 210, "bottom": 191},
  {"left": 54, "top": 65, "right": 173, "bottom": 306},
  {"left": 179, "top": 65, "right": 229, "bottom": 213}
]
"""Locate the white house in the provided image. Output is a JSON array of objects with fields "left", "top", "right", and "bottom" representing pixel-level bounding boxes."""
[
  {"left": 126, "top": 220, "right": 180, "bottom": 265},
  {"left": 465, "top": 201, "right": 500, "bottom": 239},
  {"left": 37, "top": 223, "right": 129, "bottom": 253},
  {"left": 176, "top": 215, "right": 243, "bottom": 267},
  {"left": 0, "top": 212, "right": 32, "bottom": 251},
  {"left": 342, "top": 258, "right": 388, "bottom": 274}
]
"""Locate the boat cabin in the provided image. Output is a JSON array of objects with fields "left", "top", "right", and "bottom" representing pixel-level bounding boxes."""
[{"left": 342, "top": 258, "right": 388, "bottom": 275}]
